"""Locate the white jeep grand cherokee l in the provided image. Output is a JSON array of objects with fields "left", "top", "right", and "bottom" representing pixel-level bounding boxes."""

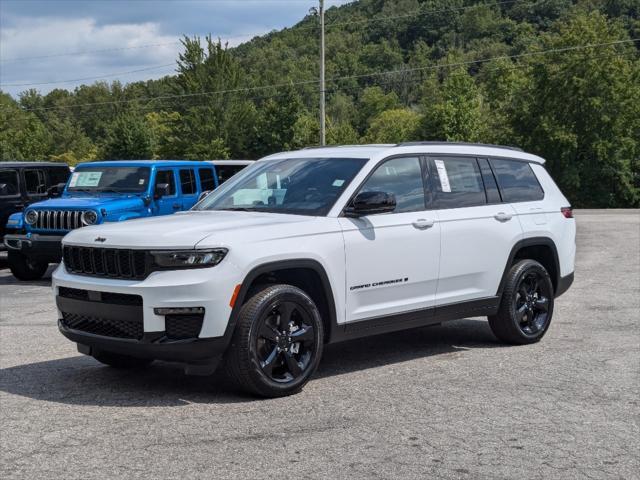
[{"left": 53, "top": 142, "right": 575, "bottom": 397}]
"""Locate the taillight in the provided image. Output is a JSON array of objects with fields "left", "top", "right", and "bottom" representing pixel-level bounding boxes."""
[{"left": 561, "top": 207, "right": 573, "bottom": 218}]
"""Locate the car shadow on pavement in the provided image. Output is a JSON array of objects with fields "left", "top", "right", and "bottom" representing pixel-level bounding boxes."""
[
  {"left": 0, "top": 264, "right": 56, "bottom": 286},
  {"left": 0, "top": 319, "right": 503, "bottom": 406}
]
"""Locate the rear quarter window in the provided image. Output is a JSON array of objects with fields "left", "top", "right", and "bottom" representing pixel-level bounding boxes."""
[
  {"left": 490, "top": 159, "right": 544, "bottom": 202},
  {"left": 0, "top": 169, "right": 20, "bottom": 197}
]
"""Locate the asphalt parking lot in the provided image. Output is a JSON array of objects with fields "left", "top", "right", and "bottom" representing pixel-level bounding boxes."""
[{"left": 1, "top": 210, "right": 638, "bottom": 479}]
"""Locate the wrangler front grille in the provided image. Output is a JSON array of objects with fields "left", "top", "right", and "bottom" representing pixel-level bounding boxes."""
[
  {"left": 33, "top": 210, "right": 89, "bottom": 231},
  {"left": 63, "top": 246, "right": 148, "bottom": 280}
]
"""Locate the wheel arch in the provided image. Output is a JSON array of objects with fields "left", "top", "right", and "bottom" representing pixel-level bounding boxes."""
[
  {"left": 229, "top": 259, "right": 338, "bottom": 344},
  {"left": 497, "top": 237, "right": 561, "bottom": 297}
]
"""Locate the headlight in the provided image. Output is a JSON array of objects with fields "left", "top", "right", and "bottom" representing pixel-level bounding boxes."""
[
  {"left": 150, "top": 248, "right": 228, "bottom": 269},
  {"left": 25, "top": 210, "right": 38, "bottom": 225},
  {"left": 81, "top": 210, "right": 98, "bottom": 226}
]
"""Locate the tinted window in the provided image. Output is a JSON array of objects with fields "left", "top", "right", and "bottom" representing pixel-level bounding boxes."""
[
  {"left": 358, "top": 157, "right": 425, "bottom": 213},
  {"left": 155, "top": 170, "right": 176, "bottom": 195},
  {"left": 430, "top": 157, "right": 486, "bottom": 208},
  {"left": 490, "top": 159, "right": 544, "bottom": 202},
  {"left": 48, "top": 167, "right": 70, "bottom": 186},
  {"left": 197, "top": 157, "right": 367, "bottom": 216},
  {"left": 179, "top": 169, "right": 196, "bottom": 195},
  {"left": 477, "top": 158, "right": 501, "bottom": 204},
  {"left": 68, "top": 167, "right": 150, "bottom": 193},
  {"left": 199, "top": 168, "right": 215, "bottom": 190},
  {"left": 216, "top": 165, "right": 246, "bottom": 184},
  {"left": 0, "top": 169, "right": 20, "bottom": 197},
  {"left": 24, "top": 169, "right": 47, "bottom": 195}
]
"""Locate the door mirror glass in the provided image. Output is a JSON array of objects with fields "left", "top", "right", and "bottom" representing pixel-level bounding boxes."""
[
  {"left": 345, "top": 191, "right": 396, "bottom": 217},
  {"left": 154, "top": 183, "right": 171, "bottom": 199}
]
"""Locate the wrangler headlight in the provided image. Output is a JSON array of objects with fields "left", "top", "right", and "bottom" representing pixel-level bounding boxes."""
[
  {"left": 150, "top": 248, "right": 228, "bottom": 269},
  {"left": 25, "top": 210, "right": 38, "bottom": 225},
  {"left": 81, "top": 210, "right": 98, "bottom": 226}
]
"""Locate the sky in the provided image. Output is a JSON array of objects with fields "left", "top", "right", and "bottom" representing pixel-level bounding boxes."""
[{"left": 0, "top": 0, "right": 351, "bottom": 97}]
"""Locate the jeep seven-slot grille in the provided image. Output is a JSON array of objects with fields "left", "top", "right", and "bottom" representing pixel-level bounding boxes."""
[
  {"left": 34, "top": 210, "right": 88, "bottom": 231},
  {"left": 61, "top": 312, "right": 143, "bottom": 339},
  {"left": 63, "top": 245, "right": 148, "bottom": 279}
]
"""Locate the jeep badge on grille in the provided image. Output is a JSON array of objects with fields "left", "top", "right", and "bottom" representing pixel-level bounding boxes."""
[{"left": 94, "top": 237, "right": 107, "bottom": 243}]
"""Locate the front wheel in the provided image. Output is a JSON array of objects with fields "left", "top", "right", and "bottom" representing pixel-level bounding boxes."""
[
  {"left": 7, "top": 251, "right": 48, "bottom": 281},
  {"left": 489, "top": 259, "right": 555, "bottom": 345},
  {"left": 223, "top": 284, "right": 324, "bottom": 398}
]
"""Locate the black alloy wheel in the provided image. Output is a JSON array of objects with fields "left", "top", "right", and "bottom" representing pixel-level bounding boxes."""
[{"left": 489, "top": 259, "right": 555, "bottom": 345}]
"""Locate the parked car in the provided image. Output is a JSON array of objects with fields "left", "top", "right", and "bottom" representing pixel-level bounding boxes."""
[
  {"left": 1, "top": 162, "right": 71, "bottom": 251},
  {"left": 53, "top": 143, "right": 575, "bottom": 397},
  {"left": 208, "top": 160, "right": 252, "bottom": 184},
  {"left": 4, "top": 160, "right": 218, "bottom": 280}
]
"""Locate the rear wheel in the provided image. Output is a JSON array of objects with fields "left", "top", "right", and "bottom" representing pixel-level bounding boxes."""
[
  {"left": 223, "top": 284, "right": 324, "bottom": 398},
  {"left": 92, "top": 351, "right": 154, "bottom": 369},
  {"left": 489, "top": 259, "right": 554, "bottom": 344},
  {"left": 8, "top": 251, "right": 48, "bottom": 281}
]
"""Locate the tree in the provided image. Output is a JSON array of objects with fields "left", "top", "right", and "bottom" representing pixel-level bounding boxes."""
[
  {"left": 102, "top": 113, "right": 152, "bottom": 160},
  {"left": 0, "top": 93, "right": 51, "bottom": 160},
  {"left": 365, "top": 108, "right": 421, "bottom": 143}
]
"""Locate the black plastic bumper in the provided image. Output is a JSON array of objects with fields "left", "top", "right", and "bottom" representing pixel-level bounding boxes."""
[{"left": 4, "top": 233, "right": 63, "bottom": 262}]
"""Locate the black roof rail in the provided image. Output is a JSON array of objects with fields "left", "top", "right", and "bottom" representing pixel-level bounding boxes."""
[{"left": 396, "top": 141, "right": 523, "bottom": 152}]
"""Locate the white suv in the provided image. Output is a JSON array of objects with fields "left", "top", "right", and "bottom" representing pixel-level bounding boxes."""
[{"left": 53, "top": 142, "right": 576, "bottom": 397}]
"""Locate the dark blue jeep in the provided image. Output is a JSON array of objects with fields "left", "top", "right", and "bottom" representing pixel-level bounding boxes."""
[{"left": 4, "top": 160, "right": 218, "bottom": 280}]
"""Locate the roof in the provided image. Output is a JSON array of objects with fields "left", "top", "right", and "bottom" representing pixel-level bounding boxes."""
[
  {"left": 0, "top": 162, "right": 70, "bottom": 168},
  {"left": 207, "top": 160, "right": 254, "bottom": 166},
  {"left": 75, "top": 160, "right": 211, "bottom": 168},
  {"left": 264, "top": 142, "right": 546, "bottom": 164}
]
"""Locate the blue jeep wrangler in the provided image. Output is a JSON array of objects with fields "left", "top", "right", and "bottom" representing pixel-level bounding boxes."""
[{"left": 4, "top": 160, "right": 218, "bottom": 280}]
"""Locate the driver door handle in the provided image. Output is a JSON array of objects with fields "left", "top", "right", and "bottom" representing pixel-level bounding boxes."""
[
  {"left": 412, "top": 218, "right": 434, "bottom": 230},
  {"left": 494, "top": 212, "right": 513, "bottom": 222}
]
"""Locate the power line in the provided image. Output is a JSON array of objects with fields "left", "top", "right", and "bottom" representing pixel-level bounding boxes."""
[
  {"left": 9, "top": 38, "right": 638, "bottom": 113},
  {"left": 0, "top": 63, "right": 176, "bottom": 87}
]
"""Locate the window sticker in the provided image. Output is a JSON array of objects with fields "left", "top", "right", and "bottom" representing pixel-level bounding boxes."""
[
  {"left": 434, "top": 160, "right": 451, "bottom": 193},
  {"left": 70, "top": 171, "right": 103, "bottom": 187},
  {"left": 332, "top": 179, "right": 345, "bottom": 187}
]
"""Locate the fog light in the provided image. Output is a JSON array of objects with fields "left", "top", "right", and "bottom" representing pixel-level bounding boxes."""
[{"left": 154, "top": 307, "right": 205, "bottom": 316}]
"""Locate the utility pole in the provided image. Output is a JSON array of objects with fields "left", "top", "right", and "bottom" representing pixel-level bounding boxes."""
[{"left": 319, "top": 0, "right": 326, "bottom": 146}]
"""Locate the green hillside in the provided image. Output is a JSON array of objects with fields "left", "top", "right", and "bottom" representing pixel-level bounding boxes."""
[{"left": 1, "top": 0, "right": 638, "bottom": 207}]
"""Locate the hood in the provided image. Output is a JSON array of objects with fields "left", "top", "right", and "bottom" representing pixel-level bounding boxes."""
[
  {"left": 62, "top": 210, "right": 330, "bottom": 249},
  {"left": 28, "top": 195, "right": 145, "bottom": 212}
]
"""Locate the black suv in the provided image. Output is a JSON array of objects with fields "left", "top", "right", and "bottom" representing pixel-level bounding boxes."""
[{"left": 0, "top": 162, "right": 71, "bottom": 250}]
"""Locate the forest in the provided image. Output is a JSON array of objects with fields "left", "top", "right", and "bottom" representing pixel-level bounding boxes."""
[{"left": 0, "top": 0, "right": 638, "bottom": 207}]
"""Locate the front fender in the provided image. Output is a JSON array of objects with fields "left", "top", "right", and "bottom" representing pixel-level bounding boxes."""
[
  {"left": 109, "top": 212, "right": 144, "bottom": 222},
  {"left": 5, "top": 212, "right": 24, "bottom": 231}
]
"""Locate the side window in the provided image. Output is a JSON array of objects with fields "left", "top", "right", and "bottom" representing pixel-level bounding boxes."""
[
  {"left": 48, "top": 167, "right": 70, "bottom": 186},
  {"left": 155, "top": 170, "right": 176, "bottom": 195},
  {"left": 24, "top": 169, "right": 47, "bottom": 195},
  {"left": 199, "top": 168, "right": 215, "bottom": 190},
  {"left": 477, "top": 158, "right": 501, "bottom": 204},
  {"left": 179, "top": 169, "right": 196, "bottom": 195},
  {"left": 429, "top": 157, "right": 486, "bottom": 209},
  {"left": 490, "top": 158, "right": 544, "bottom": 202},
  {"left": 0, "top": 169, "right": 20, "bottom": 197},
  {"left": 357, "top": 156, "right": 425, "bottom": 213},
  {"left": 215, "top": 166, "right": 234, "bottom": 184}
]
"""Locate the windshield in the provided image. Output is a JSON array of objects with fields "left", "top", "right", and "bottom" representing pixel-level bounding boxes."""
[
  {"left": 67, "top": 167, "right": 151, "bottom": 193},
  {"left": 196, "top": 157, "right": 368, "bottom": 216}
]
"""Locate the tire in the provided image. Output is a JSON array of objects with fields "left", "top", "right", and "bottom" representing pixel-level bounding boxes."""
[
  {"left": 489, "top": 259, "right": 555, "bottom": 345},
  {"left": 223, "top": 284, "right": 324, "bottom": 398},
  {"left": 8, "top": 251, "right": 48, "bottom": 281},
  {"left": 92, "top": 350, "right": 154, "bottom": 369}
]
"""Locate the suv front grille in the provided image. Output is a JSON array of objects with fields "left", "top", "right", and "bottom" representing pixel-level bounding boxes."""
[
  {"left": 33, "top": 210, "right": 89, "bottom": 231},
  {"left": 63, "top": 246, "right": 148, "bottom": 280},
  {"left": 61, "top": 312, "right": 143, "bottom": 340},
  {"left": 58, "top": 286, "right": 142, "bottom": 306}
]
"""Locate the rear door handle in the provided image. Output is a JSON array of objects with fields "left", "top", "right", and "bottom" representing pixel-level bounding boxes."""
[
  {"left": 412, "top": 218, "right": 434, "bottom": 229},
  {"left": 494, "top": 212, "right": 513, "bottom": 222}
]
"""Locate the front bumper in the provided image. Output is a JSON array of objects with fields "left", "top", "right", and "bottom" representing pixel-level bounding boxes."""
[{"left": 4, "top": 233, "right": 64, "bottom": 262}]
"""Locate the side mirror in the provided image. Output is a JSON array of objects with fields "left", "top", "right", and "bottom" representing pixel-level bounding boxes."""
[
  {"left": 47, "top": 182, "right": 67, "bottom": 198},
  {"left": 154, "top": 183, "right": 171, "bottom": 199},
  {"left": 344, "top": 191, "right": 397, "bottom": 217},
  {"left": 198, "top": 190, "right": 211, "bottom": 202}
]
